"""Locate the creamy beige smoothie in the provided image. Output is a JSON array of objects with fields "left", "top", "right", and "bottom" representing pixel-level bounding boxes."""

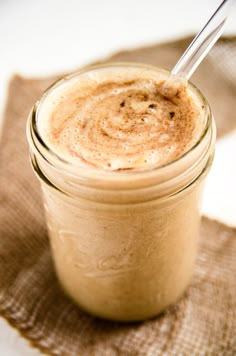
[{"left": 27, "top": 64, "right": 215, "bottom": 321}]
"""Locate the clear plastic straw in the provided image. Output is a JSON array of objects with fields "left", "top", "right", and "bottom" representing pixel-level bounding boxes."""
[{"left": 170, "top": 0, "right": 235, "bottom": 81}]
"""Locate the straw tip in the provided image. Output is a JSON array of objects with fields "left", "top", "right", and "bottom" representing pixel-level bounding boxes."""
[{"left": 161, "top": 74, "right": 187, "bottom": 99}]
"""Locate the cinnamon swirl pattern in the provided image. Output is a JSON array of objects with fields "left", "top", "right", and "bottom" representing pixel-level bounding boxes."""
[{"left": 39, "top": 68, "right": 204, "bottom": 171}]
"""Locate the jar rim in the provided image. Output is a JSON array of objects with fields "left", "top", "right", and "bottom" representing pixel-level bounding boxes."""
[{"left": 27, "top": 62, "right": 213, "bottom": 186}]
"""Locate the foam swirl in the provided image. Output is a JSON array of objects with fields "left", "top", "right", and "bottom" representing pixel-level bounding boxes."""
[{"left": 39, "top": 68, "right": 204, "bottom": 171}]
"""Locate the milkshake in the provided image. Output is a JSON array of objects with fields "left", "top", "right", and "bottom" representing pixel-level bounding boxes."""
[{"left": 27, "top": 63, "right": 215, "bottom": 321}]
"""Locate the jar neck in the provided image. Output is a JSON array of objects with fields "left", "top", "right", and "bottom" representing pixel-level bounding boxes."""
[
  {"left": 27, "top": 111, "right": 215, "bottom": 205},
  {"left": 27, "top": 63, "right": 216, "bottom": 204}
]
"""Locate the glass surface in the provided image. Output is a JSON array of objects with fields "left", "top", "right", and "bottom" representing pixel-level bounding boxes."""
[{"left": 27, "top": 63, "right": 216, "bottom": 321}]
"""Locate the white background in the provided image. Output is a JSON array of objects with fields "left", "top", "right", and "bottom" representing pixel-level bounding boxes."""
[{"left": 0, "top": 0, "right": 236, "bottom": 354}]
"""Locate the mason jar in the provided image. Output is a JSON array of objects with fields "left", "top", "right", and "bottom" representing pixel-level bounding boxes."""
[{"left": 27, "top": 63, "right": 216, "bottom": 322}]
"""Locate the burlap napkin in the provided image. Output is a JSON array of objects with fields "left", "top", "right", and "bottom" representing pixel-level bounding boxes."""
[{"left": 0, "top": 37, "right": 236, "bottom": 356}]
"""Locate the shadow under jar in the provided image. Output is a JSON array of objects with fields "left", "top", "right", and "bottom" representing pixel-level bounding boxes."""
[{"left": 27, "top": 63, "right": 216, "bottom": 322}]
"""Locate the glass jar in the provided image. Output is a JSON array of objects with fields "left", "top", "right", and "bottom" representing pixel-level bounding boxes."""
[{"left": 27, "top": 63, "right": 216, "bottom": 322}]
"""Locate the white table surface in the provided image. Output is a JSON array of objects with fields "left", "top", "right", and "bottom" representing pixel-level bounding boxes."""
[{"left": 0, "top": 0, "right": 236, "bottom": 354}]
